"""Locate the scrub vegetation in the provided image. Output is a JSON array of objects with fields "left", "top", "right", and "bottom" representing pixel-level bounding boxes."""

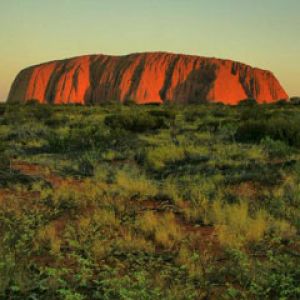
[{"left": 0, "top": 101, "right": 299, "bottom": 299}]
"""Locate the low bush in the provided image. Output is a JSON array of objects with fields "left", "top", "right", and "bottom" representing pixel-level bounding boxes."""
[
  {"left": 46, "top": 125, "right": 111, "bottom": 153},
  {"left": 148, "top": 109, "right": 176, "bottom": 120},
  {"left": 184, "top": 109, "right": 207, "bottom": 122},
  {"left": 8, "top": 122, "right": 50, "bottom": 143},
  {"left": 249, "top": 252, "right": 300, "bottom": 299},
  {"left": 30, "top": 104, "right": 53, "bottom": 120},
  {"left": 104, "top": 111, "right": 168, "bottom": 132},
  {"left": 239, "top": 106, "right": 268, "bottom": 121},
  {"left": 261, "top": 137, "right": 292, "bottom": 159},
  {"left": 76, "top": 151, "right": 99, "bottom": 176},
  {"left": 0, "top": 141, "right": 9, "bottom": 169},
  {"left": 235, "top": 116, "right": 300, "bottom": 147},
  {"left": 235, "top": 120, "right": 267, "bottom": 143},
  {"left": 238, "top": 98, "right": 257, "bottom": 106}
]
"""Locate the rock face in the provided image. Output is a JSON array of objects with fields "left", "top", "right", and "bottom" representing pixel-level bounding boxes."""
[{"left": 7, "top": 52, "right": 288, "bottom": 105}]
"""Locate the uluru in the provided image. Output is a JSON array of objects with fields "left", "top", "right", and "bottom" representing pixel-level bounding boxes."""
[{"left": 7, "top": 52, "right": 288, "bottom": 105}]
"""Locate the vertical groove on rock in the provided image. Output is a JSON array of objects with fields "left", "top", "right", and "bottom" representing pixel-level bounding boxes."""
[
  {"left": 124, "top": 54, "right": 146, "bottom": 102},
  {"left": 159, "top": 54, "right": 180, "bottom": 102},
  {"left": 87, "top": 56, "right": 106, "bottom": 104},
  {"left": 45, "top": 61, "right": 69, "bottom": 103}
]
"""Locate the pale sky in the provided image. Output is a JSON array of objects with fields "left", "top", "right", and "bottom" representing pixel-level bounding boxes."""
[{"left": 0, "top": 0, "right": 299, "bottom": 101}]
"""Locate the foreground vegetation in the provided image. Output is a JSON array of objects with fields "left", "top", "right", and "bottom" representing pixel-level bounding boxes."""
[{"left": 0, "top": 101, "right": 299, "bottom": 299}]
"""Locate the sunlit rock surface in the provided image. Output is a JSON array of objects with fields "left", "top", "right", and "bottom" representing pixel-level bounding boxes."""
[{"left": 7, "top": 52, "right": 288, "bottom": 105}]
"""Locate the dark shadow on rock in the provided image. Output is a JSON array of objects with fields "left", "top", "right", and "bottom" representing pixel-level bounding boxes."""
[
  {"left": 84, "top": 54, "right": 148, "bottom": 105},
  {"left": 159, "top": 54, "right": 181, "bottom": 101},
  {"left": 44, "top": 60, "right": 73, "bottom": 104},
  {"left": 165, "top": 60, "right": 218, "bottom": 104},
  {"left": 7, "top": 67, "right": 35, "bottom": 103}
]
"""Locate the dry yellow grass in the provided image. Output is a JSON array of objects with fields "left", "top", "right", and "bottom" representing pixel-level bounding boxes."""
[
  {"left": 120, "top": 229, "right": 155, "bottom": 253},
  {"left": 210, "top": 201, "right": 269, "bottom": 248},
  {"left": 92, "top": 207, "right": 119, "bottom": 227},
  {"left": 182, "top": 196, "right": 210, "bottom": 224},
  {"left": 137, "top": 211, "right": 184, "bottom": 249},
  {"left": 92, "top": 240, "right": 110, "bottom": 260},
  {"left": 36, "top": 224, "right": 61, "bottom": 255},
  {"left": 115, "top": 170, "right": 158, "bottom": 199}
]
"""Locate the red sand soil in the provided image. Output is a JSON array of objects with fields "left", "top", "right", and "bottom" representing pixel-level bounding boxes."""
[{"left": 11, "top": 160, "right": 82, "bottom": 188}]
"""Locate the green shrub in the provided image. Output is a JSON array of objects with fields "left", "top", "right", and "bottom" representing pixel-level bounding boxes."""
[
  {"left": 239, "top": 106, "right": 268, "bottom": 121},
  {"left": 235, "top": 116, "right": 300, "bottom": 147},
  {"left": 261, "top": 137, "right": 292, "bottom": 159},
  {"left": 104, "top": 111, "right": 168, "bottom": 132},
  {"left": 0, "top": 141, "right": 9, "bottom": 170},
  {"left": 31, "top": 105, "right": 53, "bottom": 120},
  {"left": 235, "top": 120, "right": 267, "bottom": 143},
  {"left": 76, "top": 151, "right": 98, "bottom": 176},
  {"left": 238, "top": 98, "right": 257, "bottom": 106},
  {"left": 44, "top": 113, "right": 69, "bottom": 127},
  {"left": 47, "top": 125, "right": 113, "bottom": 153},
  {"left": 184, "top": 109, "right": 207, "bottom": 122},
  {"left": 8, "top": 122, "right": 50, "bottom": 143},
  {"left": 148, "top": 109, "right": 176, "bottom": 120},
  {"left": 250, "top": 253, "right": 300, "bottom": 299},
  {"left": 46, "top": 129, "right": 69, "bottom": 153}
]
